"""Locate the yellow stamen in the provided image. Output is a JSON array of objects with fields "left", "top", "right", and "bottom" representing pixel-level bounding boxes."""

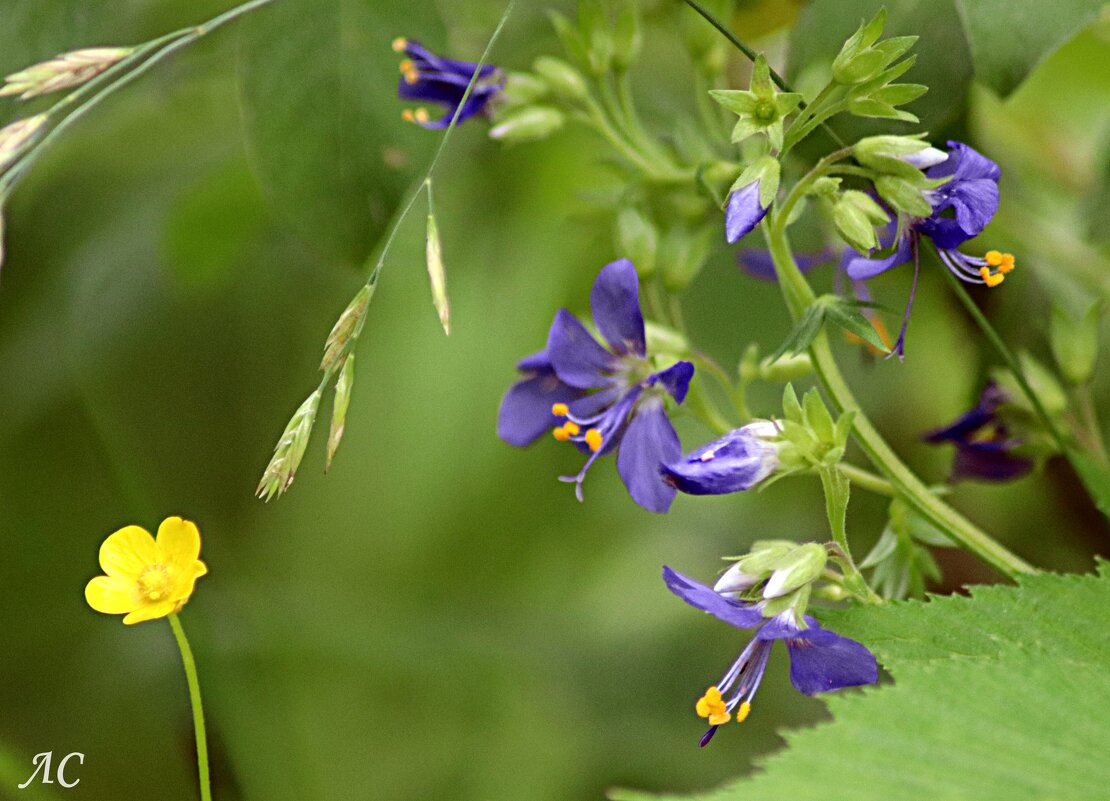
[
  {"left": 984, "top": 250, "right": 1003, "bottom": 267},
  {"left": 551, "top": 403, "right": 569, "bottom": 417},
  {"left": 562, "top": 421, "right": 581, "bottom": 437},
  {"left": 402, "top": 109, "right": 414, "bottom": 122},
  {"left": 553, "top": 427, "right": 570, "bottom": 442},
  {"left": 391, "top": 37, "right": 408, "bottom": 53},
  {"left": 695, "top": 687, "right": 731, "bottom": 726},
  {"left": 734, "top": 701, "right": 752, "bottom": 723},
  {"left": 998, "top": 252, "right": 1015, "bottom": 274},
  {"left": 585, "top": 429, "right": 603, "bottom": 452},
  {"left": 979, "top": 267, "right": 1005, "bottom": 288},
  {"left": 414, "top": 108, "right": 429, "bottom": 124}
]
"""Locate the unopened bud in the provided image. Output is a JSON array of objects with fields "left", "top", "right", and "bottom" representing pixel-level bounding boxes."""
[
  {"left": 532, "top": 56, "right": 587, "bottom": 101},
  {"left": 615, "top": 207, "right": 658, "bottom": 279},
  {"left": 763, "top": 543, "right": 827, "bottom": 599},
  {"left": 833, "top": 190, "right": 889, "bottom": 252},
  {"left": 759, "top": 352, "right": 814, "bottom": 382},
  {"left": 874, "top": 175, "right": 933, "bottom": 217},
  {"left": 489, "top": 106, "right": 565, "bottom": 142}
]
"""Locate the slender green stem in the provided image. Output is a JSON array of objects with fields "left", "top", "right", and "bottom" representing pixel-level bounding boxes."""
[
  {"left": 168, "top": 614, "right": 210, "bottom": 801},
  {"left": 818, "top": 467, "right": 882, "bottom": 602},
  {"left": 938, "top": 267, "right": 1069, "bottom": 454},
  {"left": 1, "top": 0, "right": 278, "bottom": 195},
  {"left": 764, "top": 218, "right": 1036, "bottom": 577},
  {"left": 838, "top": 463, "right": 895, "bottom": 496}
]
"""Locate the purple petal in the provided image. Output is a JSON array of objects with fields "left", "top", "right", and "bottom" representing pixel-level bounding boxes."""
[
  {"left": 950, "top": 441, "right": 1033, "bottom": 482},
  {"left": 401, "top": 40, "right": 500, "bottom": 82},
  {"left": 725, "top": 181, "right": 770, "bottom": 244},
  {"left": 649, "top": 361, "right": 694, "bottom": 404},
  {"left": 590, "top": 260, "right": 646, "bottom": 357},
  {"left": 545, "top": 309, "right": 618, "bottom": 389},
  {"left": 784, "top": 627, "right": 878, "bottom": 695},
  {"left": 843, "top": 234, "right": 913, "bottom": 280},
  {"left": 617, "top": 399, "right": 681, "bottom": 513},
  {"left": 661, "top": 566, "right": 764, "bottom": 629},
  {"left": 927, "top": 141, "right": 1000, "bottom": 183},
  {"left": 661, "top": 427, "right": 777, "bottom": 495},
  {"left": 924, "top": 382, "right": 1005, "bottom": 444},
  {"left": 497, "top": 371, "right": 581, "bottom": 447},
  {"left": 568, "top": 386, "right": 623, "bottom": 421},
  {"left": 738, "top": 249, "right": 831, "bottom": 282}
]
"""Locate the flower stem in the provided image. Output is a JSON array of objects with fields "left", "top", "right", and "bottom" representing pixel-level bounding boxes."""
[
  {"left": 168, "top": 614, "right": 210, "bottom": 801},
  {"left": 765, "top": 218, "right": 1036, "bottom": 578},
  {"left": 838, "top": 463, "right": 895, "bottom": 496}
]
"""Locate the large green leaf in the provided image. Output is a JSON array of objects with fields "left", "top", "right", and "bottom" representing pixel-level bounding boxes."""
[
  {"left": 236, "top": 0, "right": 443, "bottom": 264},
  {"left": 614, "top": 563, "right": 1110, "bottom": 801},
  {"left": 954, "top": 0, "right": 1105, "bottom": 96}
]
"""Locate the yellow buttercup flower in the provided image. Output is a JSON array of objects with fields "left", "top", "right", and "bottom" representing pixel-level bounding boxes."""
[{"left": 85, "top": 517, "right": 208, "bottom": 625}]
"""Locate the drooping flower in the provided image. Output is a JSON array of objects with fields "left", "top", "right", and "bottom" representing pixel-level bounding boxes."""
[
  {"left": 661, "top": 421, "right": 780, "bottom": 496},
  {"left": 393, "top": 38, "right": 504, "bottom": 129},
  {"left": 498, "top": 260, "right": 695, "bottom": 513},
  {"left": 85, "top": 517, "right": 208, "bottom": 625},
  {"left": 843, "top": 141, "right": 1015, "bottom": 358},
  {"left": 663, "top": 565, "right": 877, "bottom": 746},
  {"left": 924, "top": 382, "right": 1033, "bottom": 482}
]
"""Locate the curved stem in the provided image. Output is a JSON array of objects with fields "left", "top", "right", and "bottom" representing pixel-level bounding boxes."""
[
  {"left": 168, "top": 614, "right": 211, "bottom": 801},
  {"left": 764, "top": 218, "right": 1036, "bottom": 578},
  {"left": 838, "top": 463, "right": 895, "bottom": 496}
]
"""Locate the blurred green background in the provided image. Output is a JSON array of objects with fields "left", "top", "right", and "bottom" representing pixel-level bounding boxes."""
[{"left": 0, "top": 1, "right": 1107, "bottom": 799}]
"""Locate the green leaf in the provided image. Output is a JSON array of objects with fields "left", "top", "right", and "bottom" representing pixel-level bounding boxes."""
[
  {"left": 237, "top": 0, "right": 443, "bottom": 264},
  {"left": 823, "top": 301, "right": 891, "bottom": 355},
  {"left": 954, "top": 0, "right": 1105, "bottom": 96},
  {"left": 769, "top": 304, "right": 825, "bottom": 362},
  {"left": 613, "top": 564, "right": 1110, "bottom": 801}
]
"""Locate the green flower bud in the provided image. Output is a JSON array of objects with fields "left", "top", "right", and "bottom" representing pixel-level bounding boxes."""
[
  {"left": 874, "top": 175, "right": 933, "bottom": 217},
  {"left": 760, "top": 583, "right": 811, "bottom": 620},
  {"left": 615, "top": 207, "right": 658, "bottom": 279},
  {"left": 611, "top": 1, "right": 642, "bottom": 71},
  {"left": 759, "top": 352, "right": 814, "bottom": 382},
  {"left": 660, "top": 226, "right": 712, "bottom": 293},
  {"left": 532, "top": 56, "right": 588, "bottom": 102},
  {"left": 499, "top": 73, "right": 550, "bottom": 107},
  {"left": 833, "top": 190, "right": 889, "bottom": 252},
  {"left": 763, "top": 543, "right": 828, "bottom": 599},
  {"left": 489, "top": 106, "right": 565, "bottom": 143}
]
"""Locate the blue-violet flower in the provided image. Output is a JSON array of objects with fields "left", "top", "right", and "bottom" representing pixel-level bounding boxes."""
[
  {"left": 924, "top": 382, "right": 1033, "bottom": 482},
  {"left": 393, "top": 38, "right": 504, "bottom": 129},
  {"left": 843, "top": 141, "right": 1015, "bottom": 358},
  {"left": 498, "top": 260, "right": 695, "bottom": 513},
  {"left": 663, "top": 566, "right": 878, "bottom": 746}
]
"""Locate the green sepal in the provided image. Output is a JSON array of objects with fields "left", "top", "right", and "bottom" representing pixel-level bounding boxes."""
[{"left": 874, "top": 175, "right": 933, "bottom": 217}]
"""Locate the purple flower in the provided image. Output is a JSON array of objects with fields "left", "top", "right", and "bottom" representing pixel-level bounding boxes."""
[
  {"left": 661, "top": 422, "right": 780, "bottom": 495},
  {"left": 843, "top": 142, "right": 1015, "bottom": 358},
  {"left": 924, "top": 382, "right": 1033, "bottom": 482},
  {"left": 498, "top": 260, "right": 695, "bottom": 513},
  {"left": 737, "top": 248, "right": 831, "bottom": 281},
  {"left": 726, "top": 181, "right": 771, "bottom": 244},
  {"left": 663, "top": 566, "right": 877, "bottom": 746},
  {"left": 393, "top": 38, "right": 504, "bottom": 129}
]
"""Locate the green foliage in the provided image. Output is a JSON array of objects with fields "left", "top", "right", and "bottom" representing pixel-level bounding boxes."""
[
  {"left": 770, "top": 296, "right": 889, "bottom": 361},
  {"left": 614, "top": 564, "right": 1110, "bottom": 801},
  {"left": 236, "top": 0, "right": 443, "bottom": 264},
  {"left": 954, "top": 0, "right": 1105, "bottom": 96}
]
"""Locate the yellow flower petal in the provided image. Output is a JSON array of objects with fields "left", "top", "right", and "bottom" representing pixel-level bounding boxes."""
[
  {"left": 169, "top": 560, "right": 207, "bottom": 604},
  {"left": 122, "top": 600, "right": 177, "bottom": 625},
  {"left": 156, "top": 517, "right": 201, "bottom": 568},
  {"left": 99, "top": 525, "right": 158, "bottom": 579},
  {"left": 85, "top": 575, "right": 138, "bottom": 614}
]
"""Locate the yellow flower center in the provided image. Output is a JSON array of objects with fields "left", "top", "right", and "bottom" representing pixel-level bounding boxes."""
[
  {"left": 695, "top": 686, "right": 731, "bottom": 726},
  {"left": 137, "top": 564, "right": 173, "bottom": 602},
  {"left": 979, "top": 250, "right": 1015, "bottom": 287}
]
